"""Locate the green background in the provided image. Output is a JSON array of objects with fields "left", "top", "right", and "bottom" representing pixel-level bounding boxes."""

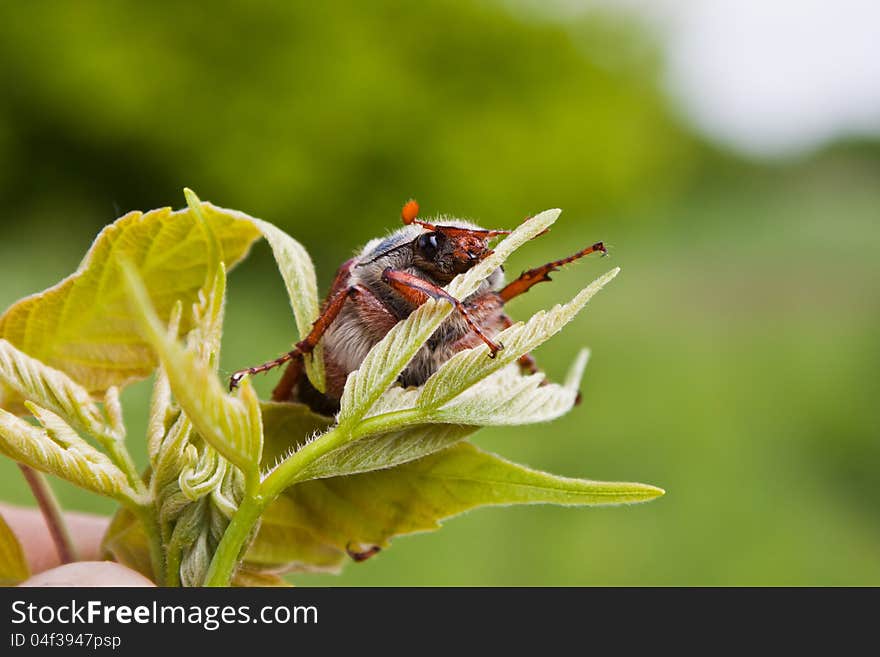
[{"left": 1, "top": 2, "right": 878, "bottom": 585}]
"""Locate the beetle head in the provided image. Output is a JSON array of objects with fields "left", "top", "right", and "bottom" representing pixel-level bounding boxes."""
[{"left": 402, "top": 200, "right": 509, "bottom": 283}]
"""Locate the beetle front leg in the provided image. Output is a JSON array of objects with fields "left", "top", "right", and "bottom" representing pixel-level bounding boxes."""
[{"left": 381, "top": 268, "right": 504, "bottom": 357}]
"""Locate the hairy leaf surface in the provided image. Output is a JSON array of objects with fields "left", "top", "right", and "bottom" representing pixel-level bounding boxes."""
[
  {"left": 0, "top": 406, "right": 137, "bottom": 502},
  {"left": 255, "top": 442, "right": 663, "bottom": 570}
]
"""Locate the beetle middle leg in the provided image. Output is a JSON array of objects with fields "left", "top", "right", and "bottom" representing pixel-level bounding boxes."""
[{"left": 270, "top": 352, "right": 304, "bottom": 403}]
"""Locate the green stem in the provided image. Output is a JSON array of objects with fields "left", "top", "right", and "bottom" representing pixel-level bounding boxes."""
[
  {"left": 202, "top": 422, "right": 342, "bottom": 587},
  {"left": 18, "top": 465, "right": 78, "bottom": 563},
  {"left": 203, "top": 410, "right": 424, "bottom": 586},
  {"left": 261, "top": 409, "right": 422, "bottom": 500},
  {"left": 203, "top": 492, "right": 265, "bottom": 586},
  {"left": 261, "top": 424, "right": 348, "bottom": 499},
  {"left": 351, "top": 408, "right": 427, "bottom": 439}
]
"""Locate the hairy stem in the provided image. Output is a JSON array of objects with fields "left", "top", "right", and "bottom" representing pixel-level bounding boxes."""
[
  {"left": 203, "top": 492, "right": 265, "bottom": 586},
  {"left": 203, "top": 410, "right": 426, "bottom": 586},
  {"left": 261, "top": 410, "right": 422, "bottom": 499},
  {"left": 18, "top": 464, "right": 78, "bottom": 563},
  {"left": 261, "top": 425, "right": 350, "bottom": 499}
]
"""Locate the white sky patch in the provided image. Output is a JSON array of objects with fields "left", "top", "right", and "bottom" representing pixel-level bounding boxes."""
[{"left": 505, "top": 0, "right": 880, "bottom": 158}]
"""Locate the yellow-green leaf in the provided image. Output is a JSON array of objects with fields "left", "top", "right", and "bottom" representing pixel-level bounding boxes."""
[
  {"left": 337, "top": 299, "right": 452, "bottom": 425},
  {"left": 247, "top": 218, "right": 325, "bottom": 393},
  {"left": 146, "top": 303, "right": 181, "bottom": 467},
  {"left": 0, "top": 511, "right": 30, "bottom": 585},
  {"left": 0, "top": 200, "right": 260, "bottom": 400},
  {"left": 357, "top": 351, "right": 589, "bottom": 429},
  {"left": 0, "top": 339, "right": 114, "bottom": 440},
  {"left": 0, "top": 405, "right": 138, "bottom": 503},
  {"left": 245, "top": 523, "right": 345, "bottom": 573},
  {"left": 260, "top": 401, "right": 334, "bottom": 469},
  {"left": 258, "top": 442, "right": 663, "bottom": 568},
  {"left": 101, "top": 506, "right": 154, "bottom": 580}
]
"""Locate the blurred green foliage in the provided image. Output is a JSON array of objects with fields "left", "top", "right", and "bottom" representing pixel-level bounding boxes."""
[{"left": 0, "top": 1, "right": 878, "bottom": 584}]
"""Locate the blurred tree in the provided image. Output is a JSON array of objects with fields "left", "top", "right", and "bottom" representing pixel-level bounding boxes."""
[{"left": 0, "top": 1, "right": 697, "bottom": 272}]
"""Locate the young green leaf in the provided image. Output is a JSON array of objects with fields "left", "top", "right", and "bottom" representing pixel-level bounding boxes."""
[
  {"left": 146, "top": 366, "right": 173, "bottom": 466},
  {"left": 151, "top": 413, "right": 194, "bottom": 526},
  {"left": 121, "top": 262, "right": 262, "bottom": 485},
  {"left": 211, "top": 462, "right": 244, "bottom": 520},
  {"left": 359, "top": 385, "right": 421, "bottom": 417},
  {"left": 337, "top": 208, "right": 563, "bottom": 425},
  {"left": 184, "top": 189, "right": 222, "bottom": 287},
  {"left": 179, "top": 445, "right": 227, "bottom": 501},
  {"left": 0, "top": 405, "right": 139, "bottom": 503},
  {"left": 0, "top": 339, "right": 115, "bottom": 440},
  {"left": 146, "top": 302, "right": 182, "bottom": 467},
  {"left": 247, "top": 217, "right": 325, "bottom": 393},
  {"left": 293, "top": 423, "right": 477, "bottom": 482},
  {"left": 0, "top": 200, "right": 260, "bottom": 400},
  {"left": 261, "top": 400, "right": 474, "bottom": 482},
  {"left": 260, "top": 401, "right": 334, "bottom": 468},
  {"left": 354, "top": 351, "right": 587, "bottom": 429},
  {"left": 176, "top": 498, "right": 215, "bottom": 587},
  {"left": 258, "top": 441, "right": 663, "bottom": 567},
  {"left": 337, "top": 300, "right": 451, "bottom": 425},
  {"left": 104, "top": 386, "right": 125, "bottom": 440},
  {"left": 419, "top": 268, "right": 619, "bottom": 409},
  {"left": 101, "top": 507, "right": 155, "bottom": 580},
  {"left": 0, "top": 511, "right": 30, "bottom": 585},
  {"left": 431, "top": 350, "right": 588, "bottom": 425},
  {"left": 186, "top": 250, "right": 227, "bottom": 369}
]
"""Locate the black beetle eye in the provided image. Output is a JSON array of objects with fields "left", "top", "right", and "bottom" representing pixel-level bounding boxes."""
[{"left": 417, "top": 232, "right": 439, "bottom": 259}]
